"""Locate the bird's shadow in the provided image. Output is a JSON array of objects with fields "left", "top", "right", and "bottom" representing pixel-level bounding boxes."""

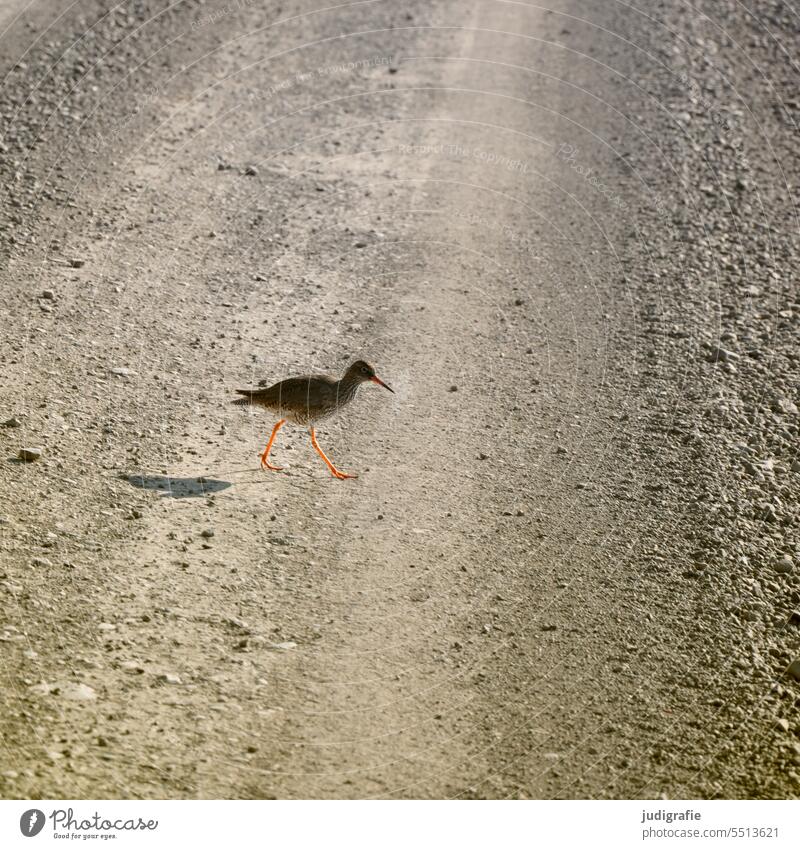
[{"left": 126, "top": 474, "right": 232, "bottom": 499}]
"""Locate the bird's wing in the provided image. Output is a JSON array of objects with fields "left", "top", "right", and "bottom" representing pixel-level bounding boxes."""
[{"left": 235, "top": 374, "right": 337, "bottom": 406}]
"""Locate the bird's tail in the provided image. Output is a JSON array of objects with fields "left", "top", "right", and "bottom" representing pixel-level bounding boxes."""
[{"left": 231, "top": 390, "right": 254, "bottom": 407}]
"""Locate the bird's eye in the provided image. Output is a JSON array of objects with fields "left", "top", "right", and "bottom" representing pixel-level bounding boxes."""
[{"left": 361, "top": 366, "right": 369, "bottom": 374}]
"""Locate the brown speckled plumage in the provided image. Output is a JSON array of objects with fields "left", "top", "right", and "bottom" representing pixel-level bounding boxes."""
[{"left": 234, "top": 369, "right": 361, "bottom": 426}]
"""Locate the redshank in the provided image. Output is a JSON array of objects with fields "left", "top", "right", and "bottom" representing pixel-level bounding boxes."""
[{"left": 232, "top": 359, "right": 393, "bottom": 479}]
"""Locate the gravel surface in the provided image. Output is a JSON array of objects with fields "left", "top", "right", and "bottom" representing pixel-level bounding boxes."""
[{"left": 0, "top": 0, "right": 797, "bottom": 799}]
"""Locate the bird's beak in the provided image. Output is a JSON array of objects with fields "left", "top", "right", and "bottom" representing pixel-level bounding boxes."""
[{"left": 371, "top": 375, "right": 394, "bottom": 393}]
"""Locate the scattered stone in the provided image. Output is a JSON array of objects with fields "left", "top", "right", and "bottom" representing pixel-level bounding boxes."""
[
  {"left": 787, "top": 660, "right": 800, "bottom": 682},
  {"left": 31, "top": 557, "right": 52, "bottom": 567},
  {"left": 448, "top": 385, "right": 458, "bottom": 392},
  {"left": 120, "top": 660, "right": 144, "bottom": 673},
  {"left": 541, "top": 623, "right": 558, "bottom": 631},
  {"left": 775, "top": 718, "right": 790, "bottom": 732},
  {"left": 222, "top": 616, "right": 250, "bottom": 633},
  {"left": 41, "top": 289, "right": 55, "bottom": 300},
  {"left": 109, "top": 367, "right": 135, "bottom": 377},
  {"left": 775, "top": 555, "right": 793, "bottom": 574},
  {"left": 97, "top": 622, "right": 116, "bottom": 631},
  {"left": 68, "top": 258, "right": 85, "bottom": 268},
  {"left": 2, "top": 416, "right": 21, "bottom": 428},
  {"left": 200, "top": 528, "right": 215, "bottom": 539},
  {"left": 706, "top": 345, "right": 739, "bottom": 364},
  {"left": 772, "top": 397, "right": 799, "bottom": 416},
  {"left": 478, "top": 452, "right": 488, "bottom": 460},
  {"left": 244, "top": 165, "right": 258, "bottom": 176},
  {"left": 60, "top": 682, "right": 96, "bottom": 701},
  {"left": 18, "top": 447, "right": 42, "bottom": 462},
  {"left": 758, "top": 504, "right": 778, "bottom": 523},
  {"left": 269, "top": 641, "right": 297, "bottom": 651},
  {"left": 556, "top": 446, "right": 568, "bottom": 454},
  {"left": 157, "top": 673, "right": 181, "bottom": 684}
]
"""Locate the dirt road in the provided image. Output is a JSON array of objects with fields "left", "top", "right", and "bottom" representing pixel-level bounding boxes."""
[{"left": 1, "top": 0, "right": 798, "bottom": 799}]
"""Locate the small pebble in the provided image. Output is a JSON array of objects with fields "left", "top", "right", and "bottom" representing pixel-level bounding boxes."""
[
  {"left": 60, "top": 682, "right": 96, "bottom": 701},
  {"left": 18, "top": 447, "right": 42, "bottom": 462}
]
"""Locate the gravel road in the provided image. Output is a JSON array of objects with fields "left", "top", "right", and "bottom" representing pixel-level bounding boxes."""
[{"left": 1, "top": 0, "right": 798, "bottom": 799}]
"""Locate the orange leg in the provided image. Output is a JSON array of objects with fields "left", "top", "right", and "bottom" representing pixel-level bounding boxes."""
[
  {"left": 310, "top": 427, "right": 357, "bottom": 480},
  {"left": 259, "top": 419, "right": 286, "bottom": 471}
]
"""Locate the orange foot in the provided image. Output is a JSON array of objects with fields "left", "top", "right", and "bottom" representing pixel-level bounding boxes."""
[
  {"left": 310, "top": 427, "right": 358, "bottom": 481},
  {"left": 259, "top": 418, "right": 286, "bottom": 472},
  {"left": 260, "top": 454, "right": 283, "bottom": 472}
]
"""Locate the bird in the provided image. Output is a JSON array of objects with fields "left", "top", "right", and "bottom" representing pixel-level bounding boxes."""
[{"left": 232, "top": 359, "right": 394, "bottom": 479}]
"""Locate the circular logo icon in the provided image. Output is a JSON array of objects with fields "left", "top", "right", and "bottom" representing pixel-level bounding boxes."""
[{"left": 19, "top": 809, "right": 45, "bottom": 837}]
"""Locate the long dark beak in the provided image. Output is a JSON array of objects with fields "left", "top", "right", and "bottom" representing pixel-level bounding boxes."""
[{"left": 371, "top": 375, "right": 394, "bottom": 393}]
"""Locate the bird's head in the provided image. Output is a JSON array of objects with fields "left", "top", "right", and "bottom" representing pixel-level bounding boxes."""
[{"left": 346, "top": 360, "right": 394, "bottom": 393}]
